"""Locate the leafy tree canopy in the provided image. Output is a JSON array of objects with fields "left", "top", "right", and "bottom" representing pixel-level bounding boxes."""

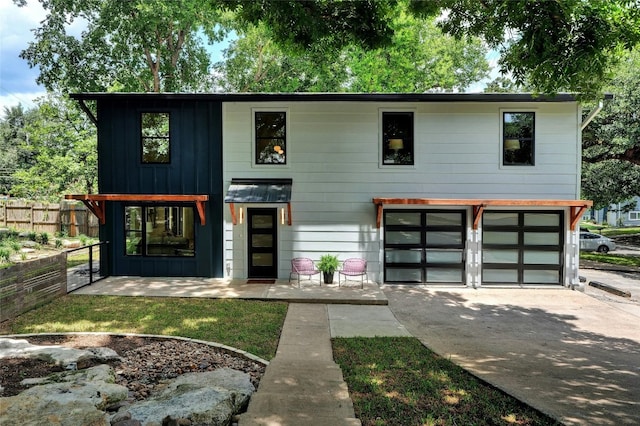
[
  {"left": 215, "top": 10, "right": 489, "bottom": 93},
  {"left": 582, "top": 48, "right": 640, "bottom": 208},
  {"left": 17, "top": 0, "right": 640, "bottom": 96}
]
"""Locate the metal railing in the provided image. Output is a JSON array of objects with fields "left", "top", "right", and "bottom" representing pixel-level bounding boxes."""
[{"left": 66, "top": 241, "right": 108, "bottom": 292}]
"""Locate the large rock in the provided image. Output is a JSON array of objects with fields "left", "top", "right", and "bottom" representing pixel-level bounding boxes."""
[
  {"left": 0, "top": 364, "right": 128, "bottom": 426},
  {"left": 121, "top": 368, "right": 255, "bottom": 425},
  {"left": 0, "top": 338, "right": 122, "bottom": 369},
  {"left": 1, "top": 338, "right": 256, "bottom": 426}
]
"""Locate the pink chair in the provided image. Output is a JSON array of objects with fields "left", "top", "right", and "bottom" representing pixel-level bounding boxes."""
[
  {"left": 289, "top": 257, "right": 321, "bottom": 287},
  {"left": 338, "top": 258, "right": 368, "bottom": 288}
]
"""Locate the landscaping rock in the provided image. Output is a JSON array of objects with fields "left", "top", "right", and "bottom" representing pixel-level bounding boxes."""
[
  {"left": 0, "top": 337, "right": 122, "bottom": 368},
  {"left": 120, "top": 368, "right": 255, "bottom": 425}
]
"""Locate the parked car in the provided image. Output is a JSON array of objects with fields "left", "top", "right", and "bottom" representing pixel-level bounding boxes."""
[{"left": 579, "top": 232, "right": 616, "bottom": 253}]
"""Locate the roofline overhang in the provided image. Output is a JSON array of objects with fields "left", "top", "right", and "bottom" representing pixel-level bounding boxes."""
[{"left": 69, "top": 92, "right": 612, "bottom": 104}]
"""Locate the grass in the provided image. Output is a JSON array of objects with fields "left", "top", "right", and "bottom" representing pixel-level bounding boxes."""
[
  {"left": 581, "top": 224, "right": 640, "bottom": 237},
  {"left": 333, "top": 337, "right": 561, "bottom": 426},
  {"left": 0, "top": 295, "right": 288, "bottom": 361},
  {"left": 580, "top": 252, "right": 640, "bottom": 267}
]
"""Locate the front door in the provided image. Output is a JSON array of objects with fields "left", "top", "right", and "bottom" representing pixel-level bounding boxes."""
[{"left": 247, "top": 208, "right": 278, "bottom": 278}]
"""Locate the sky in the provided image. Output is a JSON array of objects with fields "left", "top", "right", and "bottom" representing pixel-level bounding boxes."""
[
  {"left": 0, "top": 1, "right": 498, "bottom": 116},
  {"left": 0, "top": 1, "right": 48, "bottom": 113}
]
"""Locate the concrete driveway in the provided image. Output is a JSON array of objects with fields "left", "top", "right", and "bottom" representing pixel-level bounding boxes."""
[{"left": 382, "top": 286, "right": 640, "bottom": 426}]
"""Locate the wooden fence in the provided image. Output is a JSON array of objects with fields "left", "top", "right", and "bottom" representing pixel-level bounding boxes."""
[{"left": 0, "top": 199, "right": 99, "bottom": 237}]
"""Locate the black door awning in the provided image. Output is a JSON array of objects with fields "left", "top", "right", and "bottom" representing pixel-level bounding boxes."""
[{"left": 225, "top": 178, "right": 292, "bottom": 225}]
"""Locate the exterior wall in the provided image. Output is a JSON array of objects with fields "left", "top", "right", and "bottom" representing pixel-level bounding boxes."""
[
  {"left": 222, "top": 101, "right": 581, "bottom": 283},
  {"left": 96, "top": 99, "right": 224, "bottom": 277}
]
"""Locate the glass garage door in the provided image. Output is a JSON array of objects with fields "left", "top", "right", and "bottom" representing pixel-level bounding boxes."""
[
  {"left": 482, "top": 211, "right": 563, "bottom": 285},
  {"left": 384, "top": 210, "right": 466, "bottom": 284}
]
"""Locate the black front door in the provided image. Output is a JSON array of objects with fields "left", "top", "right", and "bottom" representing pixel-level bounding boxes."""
[{"left": 247, "top": 208, "right": 278, "bottom": 278}]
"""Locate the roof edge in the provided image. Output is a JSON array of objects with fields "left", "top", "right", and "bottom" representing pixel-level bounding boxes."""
[{"left": 69, "top": 92, "right": 589, "bottom": 103}]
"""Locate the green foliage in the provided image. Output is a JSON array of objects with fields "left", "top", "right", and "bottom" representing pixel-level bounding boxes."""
[
  {"left": 36, "top": 232, "right": 49, "bottom": 245},
  {"left": 18, "top": 0, "right": 227, "bottom": 93},
  {"left": 410, "top": 0, "right": 640, "bottom": 98},
  {"left": 582, "top": 48, "right": 640, "bottom": 208},
  {"left": 0, "top": 247, "right": 11, "bottom": 263},
  {"left": 317, "top": 254, "right": 340, "bottom": 273},
  {"left": 215, "top": 8, "right": 489, "bottom": 93},
  {"left": 7, "top": 94, "right": 97, "bottom": 202}
]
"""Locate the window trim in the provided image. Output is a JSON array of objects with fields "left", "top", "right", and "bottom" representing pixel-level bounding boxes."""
[
  {"left": 500, "top": 109, "right": 536, "bottom": 168},
  {"left": 252, "top": 108, "right": 290, "bottom": 167},
  {"left": 379, "top": 109, "right": 416, "bottom": 168},
  {"left": 140, "top": 111, "right": 171, "bottom": 164},
  {"left": 629, "top": 211, "right": 640, "bottom": 221}
]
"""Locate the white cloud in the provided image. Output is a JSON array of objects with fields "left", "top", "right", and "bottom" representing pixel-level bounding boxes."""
[{"left": 0, "top": 1, "right": 48, "bottom": 113}]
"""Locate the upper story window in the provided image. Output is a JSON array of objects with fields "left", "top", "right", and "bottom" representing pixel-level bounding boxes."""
[
  {"left": 255, "top": 111, "right": 286, "bottom": 164},
  {"left": 141, "top": 112, "right": 170, "bottom": 163},
  {"left": 382, "top": 111, "right": 414, "bottom": 166},
  {"left": 503, "top": 112, "right": 534, "bottom": 166}
]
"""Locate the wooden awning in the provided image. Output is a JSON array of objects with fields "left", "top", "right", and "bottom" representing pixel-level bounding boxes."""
[
  {"left": 65, "top": 194, "right": 209, "bottom": 225},
  {"left": 372, "top": 198, "right": 593, "bottom": 230}
]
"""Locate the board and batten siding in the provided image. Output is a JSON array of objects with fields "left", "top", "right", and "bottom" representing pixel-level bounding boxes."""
[{"left": 222, "top": 101, "right": 580, "bottom": 281}]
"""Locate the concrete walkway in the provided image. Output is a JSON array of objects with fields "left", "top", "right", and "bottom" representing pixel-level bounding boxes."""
[{"left": 72, "top": 274, "right": 640, "bottom": 426}]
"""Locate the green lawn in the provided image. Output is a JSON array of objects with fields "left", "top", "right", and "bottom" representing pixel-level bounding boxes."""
[
  {"left": 0, "top": 295, "right": 287, "bottom": 361},
  {"left": 333, "top": 337, "right": 561, "bottom": 426}
]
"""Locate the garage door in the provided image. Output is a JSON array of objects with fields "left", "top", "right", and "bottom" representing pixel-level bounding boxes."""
[
  {"left": 384, "top": 210, "right": 466, "bottom": 284},
  {"left": 482, "top": 211, "right": 564, "bottom": 285}
]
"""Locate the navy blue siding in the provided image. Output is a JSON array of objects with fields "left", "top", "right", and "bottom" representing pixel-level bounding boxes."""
[{"left": 97, "top": 99, "right": 223, "bottom": 277}]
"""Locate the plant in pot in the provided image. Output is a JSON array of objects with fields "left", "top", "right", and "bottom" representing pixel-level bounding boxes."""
[{"left": 317, "top": 254, "right": 340, "bottom": 284}]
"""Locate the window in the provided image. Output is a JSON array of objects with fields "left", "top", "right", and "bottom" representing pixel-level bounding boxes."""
[
  {"left": 382, "top": 112, "right": 414, "bottom": 165},
  {"left": 503, "top": 112, "right": 534, "bottom": 166},
  {"left": 125, "top": 205, "right": 194, "bottom": 257},
  {"left": 255, "top": 111, "right": 286, "bottom": 164},
  {"left": 630, "top": 211, "right": 640, "bottom": 221},
  {"left": 141, "top": 112, "right": 170, "bottom": 163}
]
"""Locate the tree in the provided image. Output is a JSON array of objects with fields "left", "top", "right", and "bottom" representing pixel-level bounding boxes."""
[
  {"left": 215, "top": 11, "right": 488, "bottom": 93},
  {"left": 408, "top": 0, "right": 640, "bottom": 98},
  {"left": 213, "top": 23, "right": 348, "bottom": 92},
  {"left": 0, "top": 105, "right": 37, "bottom": 195},
  {"left": 581, "top": 49, "right": 640, "bottom": 209},
  {"left": 20, "top": 0, "right": 640, "bottom": 97},
  {"left": 343, "top": 11, "right": 488, "bottom": 92},
  {"left": 18, "top": 0, "right": 227, "bottom": 92},
  {"left": 10, "top": 95, "right": 97, "bottom": 202}
]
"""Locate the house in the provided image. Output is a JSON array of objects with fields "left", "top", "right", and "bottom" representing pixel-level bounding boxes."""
[
  {"left": 585, "top": 196, "right": 640, "bottom": 227},
  {"left": 68, "top": 92, "right": 607, "bottom": 287}
]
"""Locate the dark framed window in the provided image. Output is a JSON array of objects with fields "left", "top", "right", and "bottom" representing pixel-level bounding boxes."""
[
  {"left": 503, "top": 112, "right": 534, "bottom": 166},
  {"left": 125, "top": 205, "right": 195, "bottom": 257},
  {"left": 382, "top": 112, "right": 414, "bottom": 165},
  {"left": 255, "top": 111, "right": 286, "bottom": 164},
  {"left": 141, "top": 112, "right": 170, "bottom": 163}
]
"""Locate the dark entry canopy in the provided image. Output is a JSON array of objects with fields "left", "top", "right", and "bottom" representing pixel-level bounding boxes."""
[
  {"left": 225, "top": 178, "right": 293, "bottom": 225},
  {"left": 225, "top": 178, "right": 292, "bottom": 203}
]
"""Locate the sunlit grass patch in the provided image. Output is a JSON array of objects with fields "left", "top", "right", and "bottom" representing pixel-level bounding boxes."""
[
  {"left": 333, "top": 337, "right": 561, "bottom": 426},
  {"left": 1, "top": 295, "right": 287, "bottom": 360}
]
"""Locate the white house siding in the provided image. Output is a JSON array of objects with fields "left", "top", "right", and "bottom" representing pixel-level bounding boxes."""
[{"left": 222, "top": 101, "right": 581, "bottom": 284}]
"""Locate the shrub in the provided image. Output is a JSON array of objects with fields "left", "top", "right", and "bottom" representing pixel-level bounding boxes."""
[
  {"left": 55, "top": 238, "right": 63, "bottom": 249},
  {"left": 0, "top": 247, "right": 11, "bottom": 263},
  {"left": 36, "top": 232, "right": 49, "bottom": 245}
]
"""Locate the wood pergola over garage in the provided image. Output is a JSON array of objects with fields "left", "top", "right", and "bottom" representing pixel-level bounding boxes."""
[{"left": 372, "top": 198, "right": 592, "bottom": 230}]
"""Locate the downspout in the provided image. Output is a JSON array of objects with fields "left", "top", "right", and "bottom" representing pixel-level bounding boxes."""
[
  {"left": 581, "top": 93, "right": 614, "bottom": 130},
  {"left": 580, "top": 100, "right": 603, "bottom": 131}
]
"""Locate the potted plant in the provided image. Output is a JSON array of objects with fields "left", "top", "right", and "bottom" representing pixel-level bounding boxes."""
[{"left": 318, "top": 254, "right": 340, "bottom": 284}]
